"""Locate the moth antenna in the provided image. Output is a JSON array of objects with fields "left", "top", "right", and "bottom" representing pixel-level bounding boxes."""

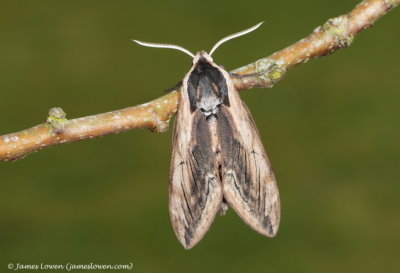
[
  {"left": 132, "top": 40, "right": 195, "bottom": 58},
  {"left": 209, "top": 22, "right": 264, "bottom": 56}
]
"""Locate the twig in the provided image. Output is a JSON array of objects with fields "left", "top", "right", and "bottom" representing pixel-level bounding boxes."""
[
  {"left": 231, "top": 0, "right": 400, "bottom": 89},
  {"left": 0, "top": 0, "right": 399, "bottom": 162}
]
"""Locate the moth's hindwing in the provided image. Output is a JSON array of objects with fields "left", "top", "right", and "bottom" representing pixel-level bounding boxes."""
[
  {"left": 169, "top": 75, "right": 223, "bottom": 249},
  {"left": 217, "top": 69, "right": 280, "bottom": 237}
]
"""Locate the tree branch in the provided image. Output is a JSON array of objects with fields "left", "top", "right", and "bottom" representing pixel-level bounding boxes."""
[
  {"left": 1, "top": 0, "right": 399, "bottom": 162},
  {"left": 231, "top": 0, "right": 400, "bottom": 89}
]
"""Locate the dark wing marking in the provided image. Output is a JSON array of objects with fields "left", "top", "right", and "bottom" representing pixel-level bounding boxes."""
[
  {"left": 217, "top": 86, "right": 280, "bottom": 237},
  {"left": 169, "top": 108, "right": 222, "bottom": 249}
]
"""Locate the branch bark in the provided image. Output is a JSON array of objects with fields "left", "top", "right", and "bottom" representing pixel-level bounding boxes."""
[{"left": 1, "top": 0, "right": 399, "bottom": 162}]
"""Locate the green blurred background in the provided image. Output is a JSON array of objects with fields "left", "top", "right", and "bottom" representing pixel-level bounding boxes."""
[{"left": 0, "top": 0, "right": 399, "bottom": 272}]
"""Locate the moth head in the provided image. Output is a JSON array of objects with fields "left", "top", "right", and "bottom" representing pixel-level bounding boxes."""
[
  {"left": 192, "top": 51, "right": 213, "bottom": 64},
  {"left": 132, "top": 22, "right": 263, "bottom": 64}
]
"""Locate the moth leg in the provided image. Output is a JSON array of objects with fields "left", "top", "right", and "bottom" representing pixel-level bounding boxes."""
[{"left": 163, "top": 80, "right": 183, "bottom": 93}]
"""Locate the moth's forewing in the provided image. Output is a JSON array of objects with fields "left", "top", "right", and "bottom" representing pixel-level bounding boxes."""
[
  {"left": 217, "top": 68, "right": 280, "bottom": 237},
  {"left": 136, "top": 22, "right": 272, "bottom": 249},
  {"left": 170, "top": 52, "right": 280, "bottom": 250},
  {"left": 169, "top": 63, "right": 223, "bottom": 249}
]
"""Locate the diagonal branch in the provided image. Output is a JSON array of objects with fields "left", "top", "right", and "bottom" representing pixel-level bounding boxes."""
[{"left": 1, "top": 0, "right": 399, "bottom": 162}]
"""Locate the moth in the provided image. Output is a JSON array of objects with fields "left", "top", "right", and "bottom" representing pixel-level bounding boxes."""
[{"left": 134, "top": 22, "right": 280, "bottom": 249}]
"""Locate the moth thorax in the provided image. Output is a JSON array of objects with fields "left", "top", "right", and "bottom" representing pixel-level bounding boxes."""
[
  {"left": 197, "top": 91, "right": 222, "bottom": 118},
  {"left": 198, "top": 98, "right": 222, "bottom": 118}
]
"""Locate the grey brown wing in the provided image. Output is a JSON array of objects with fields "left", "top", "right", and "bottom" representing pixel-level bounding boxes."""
[
  {"left": 169, "top": 109, "right": 222, "bottom": 249},
  {"left": 217, "top": 97, "right": 280, "bottom": 237}
]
